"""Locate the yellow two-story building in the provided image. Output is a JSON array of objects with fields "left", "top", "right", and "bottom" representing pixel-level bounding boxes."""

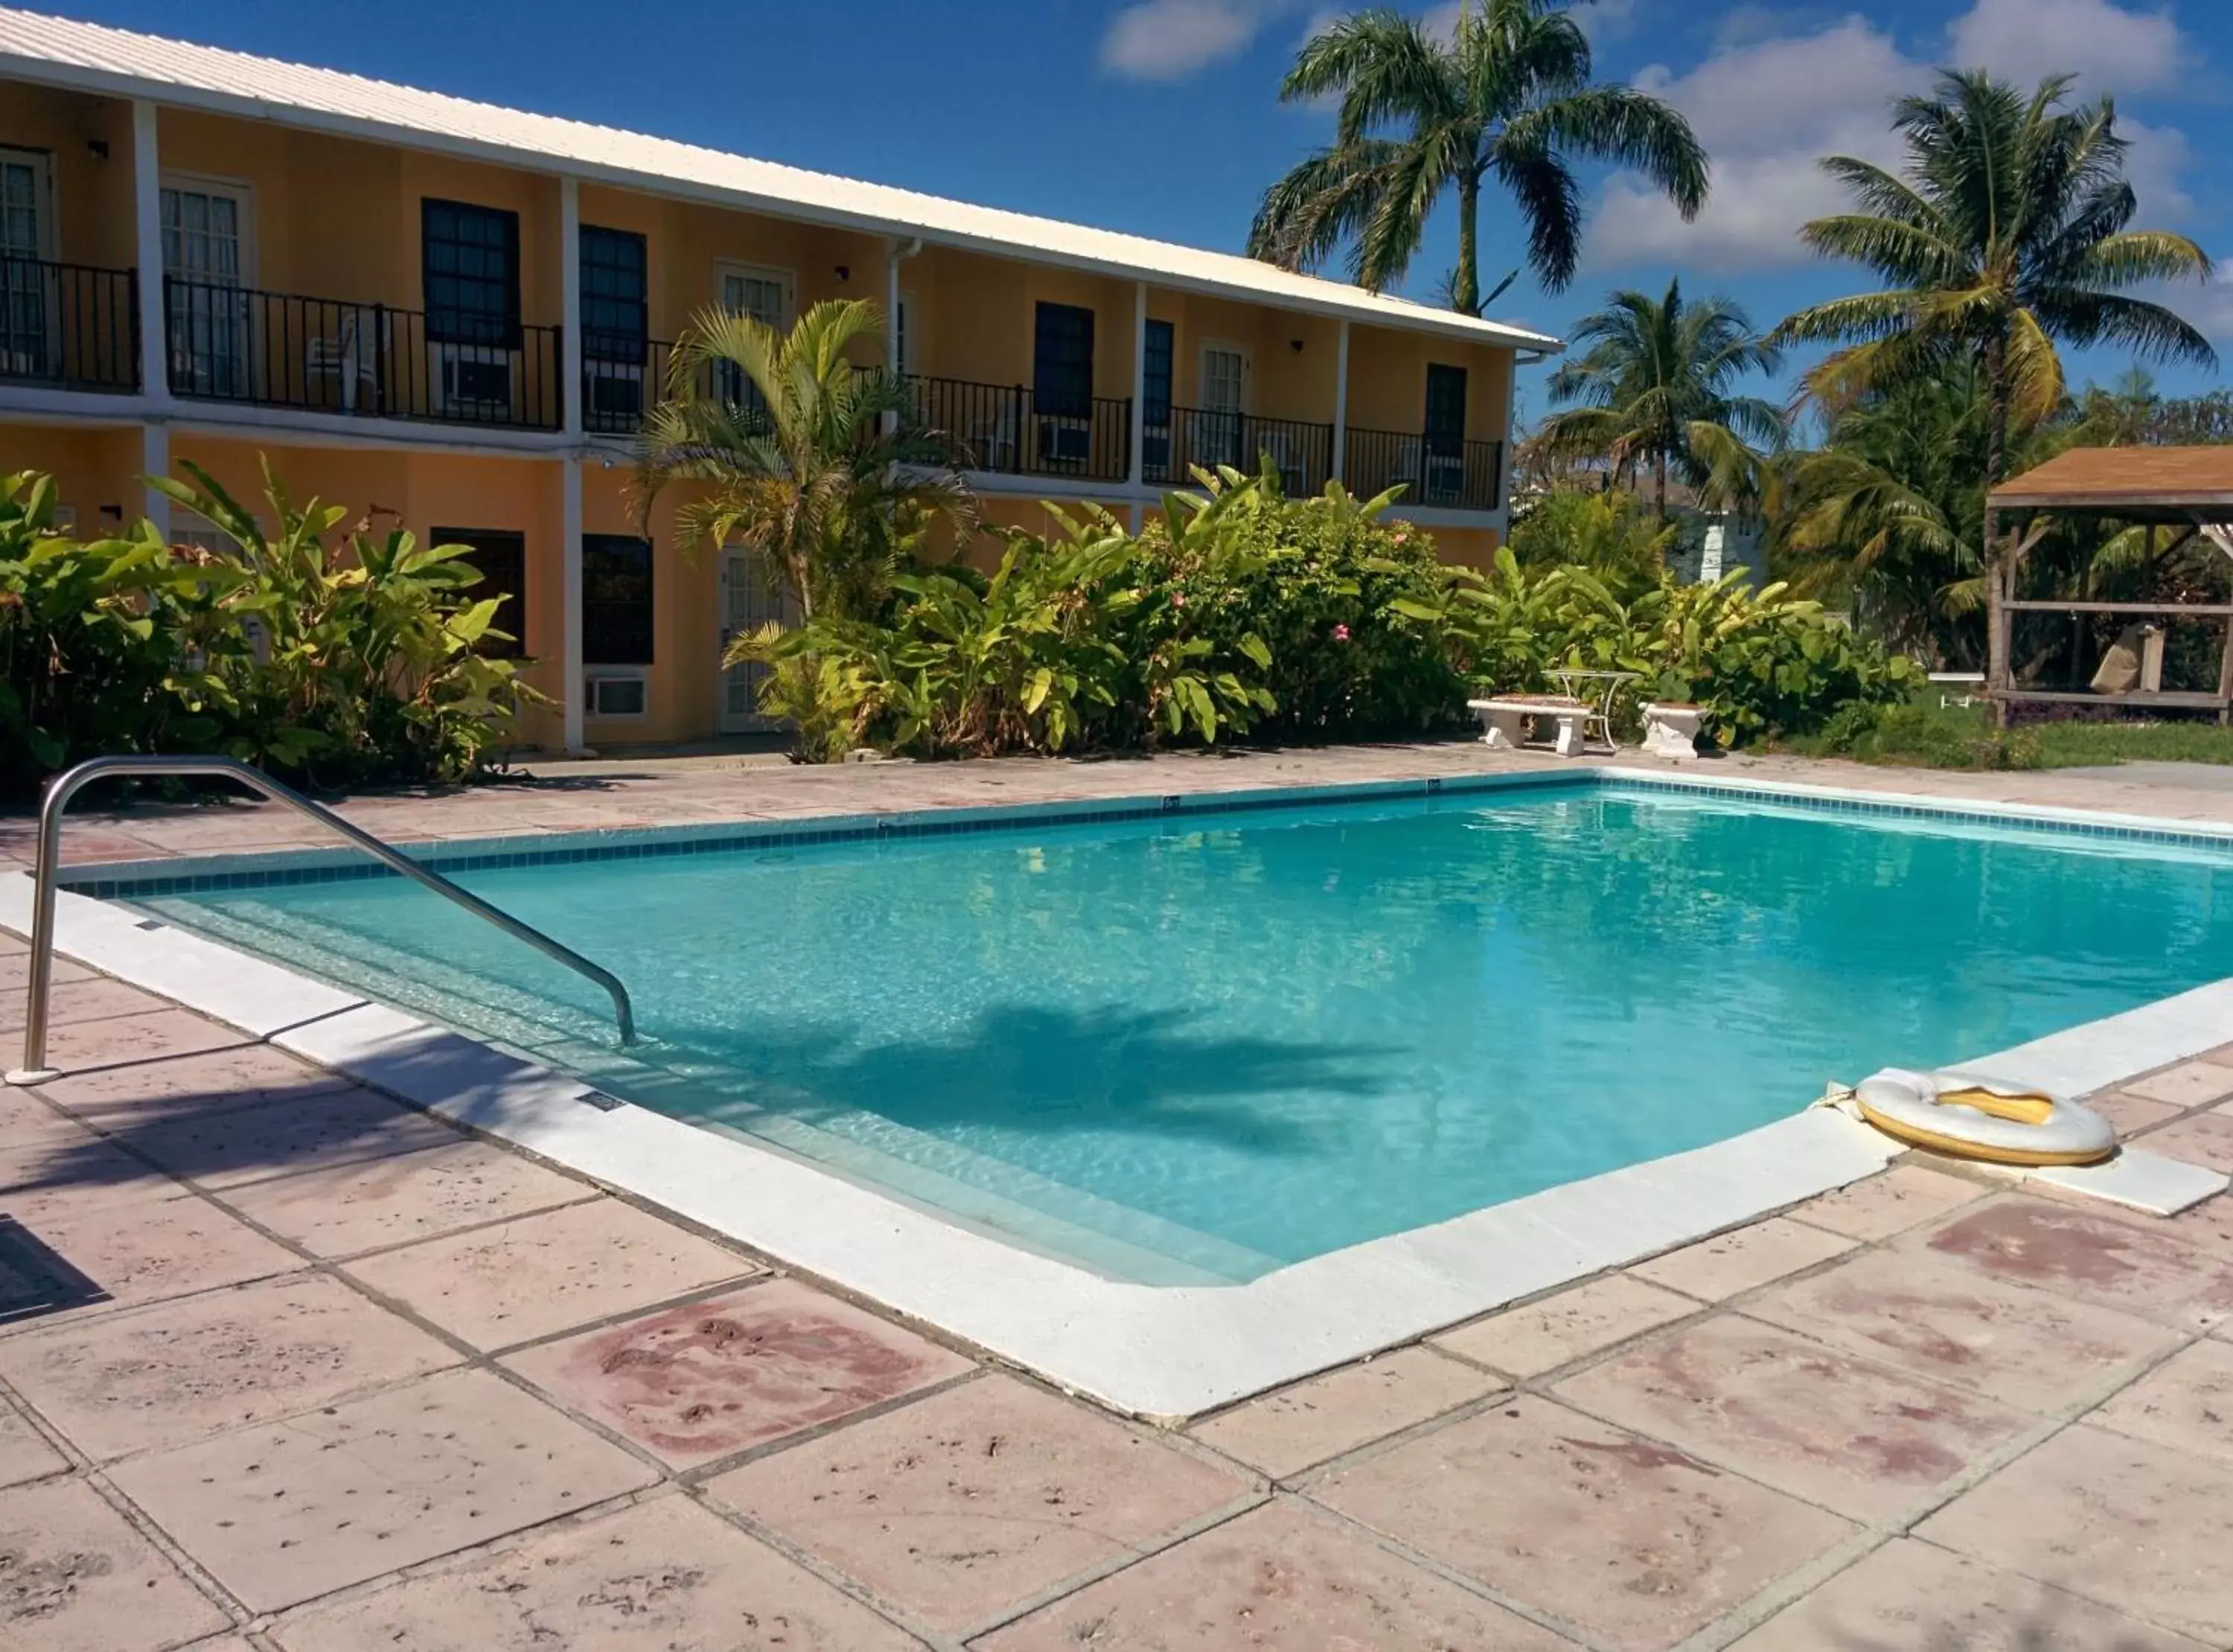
[{"left": 0, "top": 7, "right": 1557, "bottom": 752}]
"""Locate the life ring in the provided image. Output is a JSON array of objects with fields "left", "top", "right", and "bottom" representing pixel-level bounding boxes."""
[{"left": 1851, "top": 1068, "right": 2116, "bottom": 1168}]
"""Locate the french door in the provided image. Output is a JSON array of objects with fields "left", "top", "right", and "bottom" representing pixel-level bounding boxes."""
[
  {"left": 162, "top": 179, "right": 252, "bottom": 397},
  {"left": 1199, "top": 342, "right": 1248, "bottom": 470},
  {"left": 717, "top": 547, "right": 796, "bottom": 733},
  {"left": 0, "top": 149, "right": 55, "bottom": 381}
]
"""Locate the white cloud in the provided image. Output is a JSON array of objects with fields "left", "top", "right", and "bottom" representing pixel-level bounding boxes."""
[
  {"left": 1946, "top": 0, "right": 2183, "bottom": 91},
  {"left": 1101, "top": 0, "right": 1301, "bottom": 81},
  {"left": 1585, "top": 0, "right": 2201, "bottom": 276},
  {"left": 1588, "top": 15, "right": 1912, "bottom": 272}
]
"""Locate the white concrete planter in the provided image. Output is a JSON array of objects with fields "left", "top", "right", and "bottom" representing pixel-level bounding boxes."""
[{"left": 1641, "top": 702, "right": 1704, "bottom": 761}]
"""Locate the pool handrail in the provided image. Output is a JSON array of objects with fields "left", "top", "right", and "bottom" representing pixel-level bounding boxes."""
[{"left": 6, "top": 755, "right": 636, "bottom": 1083}]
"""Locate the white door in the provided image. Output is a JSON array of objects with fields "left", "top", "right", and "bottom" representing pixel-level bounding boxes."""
[
  {"left": 1200, "top": 343, "right": 1248, "bottom": 470},
  {"left": 718, "top": 547, "right": 796, "bottom": 733},
  {"left": 0, "top": 148, "right": 55, "bottom": 380},
  {"left": 715, "top": 264, "right": 791, "bottom": 412},
  {"left": 162, "top": 179, "right": 252, "bottom": 397}
]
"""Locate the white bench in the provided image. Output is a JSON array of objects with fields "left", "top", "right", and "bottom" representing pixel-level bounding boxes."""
[{"left": 1468, "top": 697, "right": 1593, "bottom": 756}]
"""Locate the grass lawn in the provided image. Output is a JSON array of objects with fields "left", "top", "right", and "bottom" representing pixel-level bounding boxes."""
[{"left": 1780, "top": 692, "right": 2233, "bottom": 771}]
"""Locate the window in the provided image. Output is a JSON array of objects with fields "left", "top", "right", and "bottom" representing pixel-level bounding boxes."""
[
  {"left": 1423, "top": 363, "right": 1468, "bottom": 448},
  {"left": 581, "top": 534, "right": 654, "bottom": 665},
  {"left": 434, "top": 527, "right": 526, "bottom": 658},
  {"left": 421, "top": 199, "right": 520, "bottom": 348},
  {"left": 1, "top": 149, "right": 54, "bottom": 380},
  {"left": 162, "top": 179, "right": 252, "bottom": 397},
  {"left": 587, "top": 673, "right": 648, "bottom": 717},
  {"left": 1201, "top": 345, "right": 1245, "bottom": 413},
  {"left": 1032, "top": 301, "right": 1095, "bottom": 420},
  {"left": 580, "top": 225, "right": 647, "bottom": 358},
  {"left": 1142, "top": 319, "right": 1174, "bottom": 426}
]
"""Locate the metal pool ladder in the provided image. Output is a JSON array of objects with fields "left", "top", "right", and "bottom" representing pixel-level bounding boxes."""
[{"left": 7, "top": 755, "right": 636, "bottom": 1085}]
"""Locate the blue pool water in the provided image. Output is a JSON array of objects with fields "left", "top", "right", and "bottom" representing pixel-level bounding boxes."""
[{"left": 133, "top": 782, "right": 2233, "bottom": 1281}]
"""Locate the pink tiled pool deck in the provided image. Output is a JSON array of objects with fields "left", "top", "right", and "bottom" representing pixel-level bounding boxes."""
[{"left": 5, "top": 743, "right": 2233, "bottom": 1650}]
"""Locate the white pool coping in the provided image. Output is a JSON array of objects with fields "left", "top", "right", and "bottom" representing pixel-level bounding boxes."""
[{"left": 7, "top": 767, "right": 2233, "bottom": 1417}]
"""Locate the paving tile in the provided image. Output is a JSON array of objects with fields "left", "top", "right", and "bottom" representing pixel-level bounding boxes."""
[
  {"left": 38, "top": 1043, "right": 354, "bottom": 1127},
  {"left": 2091, "top": 1090, "right": 2185, "bottom": 1136},
  {"left": 0, "top": 1191, "right": 302, "bottom": 1324},
  {"left": 2165, "top": 1194, "right": 2233, "bottom": 1267},
  {"left": 36, "top": 1009, "right": 246, "bottom": 1075},
  {"left": 1913, "top": 1195, "right": 2233, "bottom": 1328},
  {"left": 709, "top": 1374, "right": 1248, "bottom": 1635},
  {"left": 0, "top": 1095, "right": 101, "bottom": 1151},
  {"left": 1727, "top": 1537, "right": 2206, "bottom": 1651},
  {"left": 217, "top": 1139, "right": 591, "bottom": 1258},
  {"left": 1189, "top": 1346, "right": 1499, "bottom": 1479},
  {"left": 0, "top": 1134, "right": 178, "bottom": 1220},
  {"left": 0, "top": 1393, "right": 68, "bottom": 1487},
  {"left": 0, "top": 976, "right": 167, "bottom": 1036},
  {"left": 2130, "top": 1107, "right": 2233, "bottom": 1174},
  {"left": 977, "top": 1498, "right": 1574, "bottom": 1652},
  {"left": 1316, "top": 1394, "right": 1854, "bottom": 1652},
  {"left": 272, "top": 1493, "right": 924, "bottom": 1651},
  {"left": 127, "top": 1089, "right": 459, "bottom": 1191},
  {"left": 506, "top": 1279, "right": 974, "bottom": 1470},
  {"left": 110, "top": 1368, "right": 659, "bottom": 1614},
  {"left": 0, "top": 1474, "right": 231, "bottom": 1651},
  {"left": 0, "top": 947, "right": 92, "bottom": 990},
  {"left": 1789, "top": 1163, "right": 1988, "bottom": 1241},
  {"left": 2200, "top": 1043, "right": 2233, "bottom": 1069},
  {"left": 2088, "top": 1339, "right": 2233, "bottom": 1467},
  {"left": 1556, "top": 1316, "right": 2031, "bottom": 1523},
  {"left": 1629, "top": 1217, "right": 1857, "bottom": 1302},
  {"left": 1918, "top": 1423, "right": 2233, "bottom": 1645},
  {"left": 1744, "top": 1248, "right": 2178, "bottom": 1413},
  {"left": 1431, "top": 1275, "right": 1696, "bottom": 1379},
  {"left": 345, "top": 1197, "right": 761, "bottom": 1350},
  {"left": 2126, "top": 1061, "right": 2233, "bottom": 1110},
  {"left": 0, "top": 1272, "right": 456, "bottom": 1460}
]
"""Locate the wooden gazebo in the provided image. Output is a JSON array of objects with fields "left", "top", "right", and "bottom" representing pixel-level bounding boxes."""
[{"left": 1985, "top": 446, "right": 2233, "bottom": 722}]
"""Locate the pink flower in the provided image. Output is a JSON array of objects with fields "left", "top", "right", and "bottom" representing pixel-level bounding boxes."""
[
  {"left": 1332, "top": 623, "right": 1351, "bottom": 642},
  {"left": 1171, "top": 592, "right": 1186, "bottom": 607}
]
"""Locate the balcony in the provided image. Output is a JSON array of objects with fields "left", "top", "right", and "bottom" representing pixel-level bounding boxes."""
[
  {"left": 898, "top": 376, "right": 1132, "bottom": 483},
  {"left": 1344, "top": 427, "right": 1504, "bottom": 513},
  {"left": 162, "top": 278, "right": 564, "bottom": 431},
  {"left": 0, "top": 257, "right": 140, "bottom": 393},
  {"left": 1143, "top": 407, "right": 1333, "bottom": 495}
]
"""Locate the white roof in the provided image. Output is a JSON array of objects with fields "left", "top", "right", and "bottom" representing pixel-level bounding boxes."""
[{"left": 0, "top": 7, "right": 1559, "bottom": 353}]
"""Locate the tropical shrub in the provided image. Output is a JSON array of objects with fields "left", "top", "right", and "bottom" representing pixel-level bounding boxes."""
[
  {"left": 1507, "top": 488, "right": 1673, "bottom": 594},
  {"left": 164, "top": 462, "right": 546, "bottom": 786},
  {"left": 2, "top": 463, "right": 543, "bottom": 798},
  {"left": 1433, "top": 551, "right": 1920, "bottom": 746},
  {"left": 1, "top": 471, "right": 223, "bottom": 795}
]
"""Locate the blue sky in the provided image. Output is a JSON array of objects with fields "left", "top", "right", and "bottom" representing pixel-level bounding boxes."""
[{"left": 48, "top": 0, "right": 2233, "bottom": 417}]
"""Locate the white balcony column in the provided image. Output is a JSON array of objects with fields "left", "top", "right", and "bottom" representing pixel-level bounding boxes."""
[
  {"left": 132, "top": 100, "right": 168, "bottom": 408},
  {"left": 140, "top": 422, "right": 170, "bottom": 542},
  {"left": 1128, "top": 281, "right": 1148, "bottom": 492},
  {"left": 561, "top": 455, "right": 585, "bottom": 753},
  {"left": 559, "top": 176, "right": 583, "bottom": 440},
  {"left": 1331, "top": 318, "right": 1350, "bottom": 485}
]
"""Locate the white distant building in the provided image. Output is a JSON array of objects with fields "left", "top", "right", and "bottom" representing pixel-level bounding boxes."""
[{"left": 1664, "top": 511, "right": 1765, "bottom": 586}]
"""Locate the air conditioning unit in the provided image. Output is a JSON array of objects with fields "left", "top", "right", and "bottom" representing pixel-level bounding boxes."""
[
  {"left": 1038, "top": 415, "right": 1093, "bottom": 467},
  {"left": 586, "top": 673, "right": 647, "bottom": 717},
  {"left": 1423, "top": 451, "right": 1466, "bottom": 505},
  {"left": 432, "top": 342, "right": 516, "bottom": 419},
  {"left": 583, "top": 353, "right": 645, "bottom": 426}
]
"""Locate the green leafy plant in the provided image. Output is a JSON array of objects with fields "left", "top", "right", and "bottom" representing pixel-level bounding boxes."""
[
  {"left": 0, "top": 470, "right": 226, "bottom": 795},
  {"left": 156, "top": 461, "right": 546, "bottom": 787}
]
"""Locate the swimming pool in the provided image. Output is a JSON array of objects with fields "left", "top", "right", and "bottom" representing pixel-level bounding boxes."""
[{"left": 113, "top": 775, "right": 2233, "bottom": 1284}]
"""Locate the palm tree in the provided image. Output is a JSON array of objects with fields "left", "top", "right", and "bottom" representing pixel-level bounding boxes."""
[
  {"left": 1772, "top": 71, "right": 2214, "bottom": 685},
  {"left": 1247, "top": 0, "right": 1708, "bottom": 311},
  {"left": 1532, "top": 279, "right": 1787, "bottom": 517},
  {"left": 635, "top": 298, "right": 975, "bottom": 621}
]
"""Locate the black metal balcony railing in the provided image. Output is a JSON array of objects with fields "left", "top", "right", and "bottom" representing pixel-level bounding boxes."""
[
  {"left": 1143, "top": 407, "right": 1334, "bottom": 495},
  {"left": 581, "top": 335, "right": 673, "bottom": 435},
  {"left": 1344, "top": 426, "right": 1504, "bottom": 513},
  {"left": 0, "top": 257, "right": 140, "bottom": 393},
  {"left": 895, "top": 376, "right": 1131, "bottom": 483},
  {"left": 162, "top": 277, "right": 564, "bottom": 430}
]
